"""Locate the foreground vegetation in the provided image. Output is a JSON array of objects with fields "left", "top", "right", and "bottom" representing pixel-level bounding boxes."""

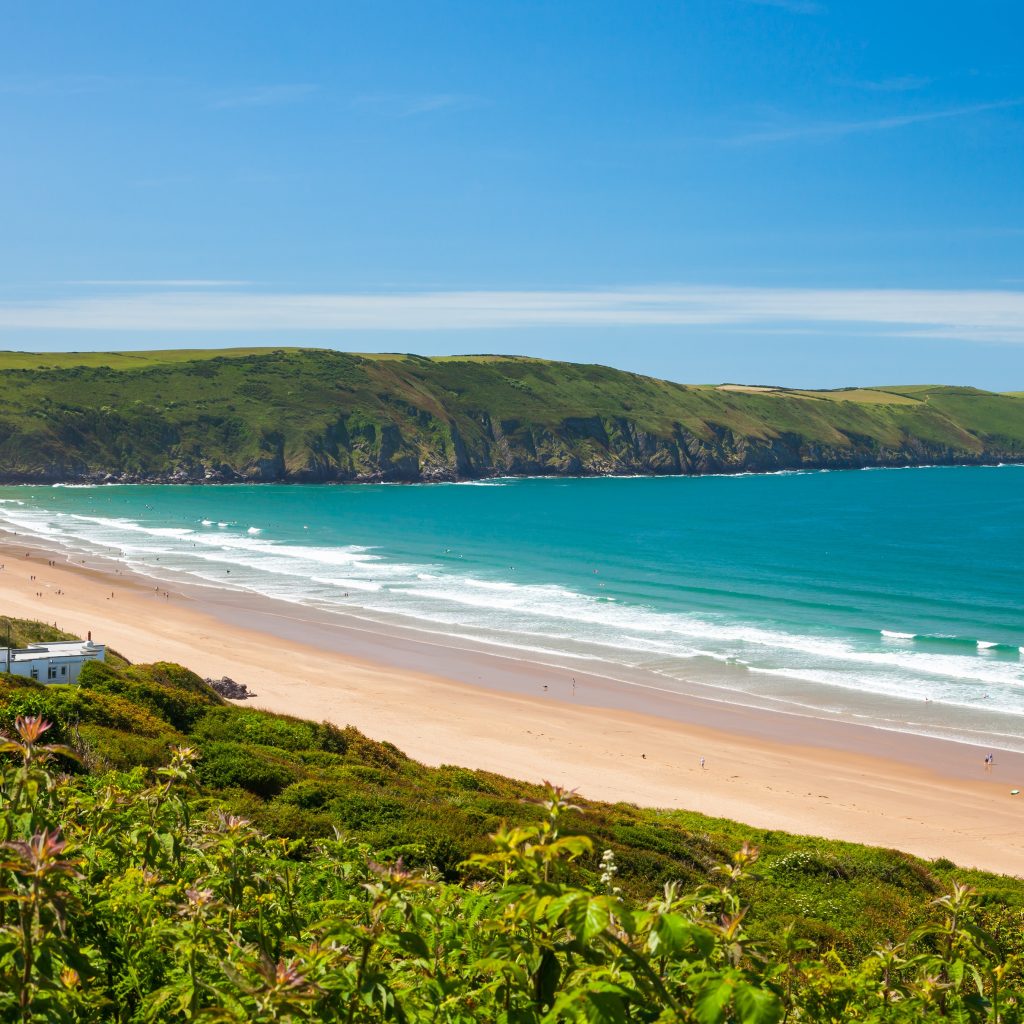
[
  {"left": 1, "top": 620, "right": 1023, "bottom": 1020},
  {"left": 0, "top": 348, "right": 1021, "bottom": 481}
]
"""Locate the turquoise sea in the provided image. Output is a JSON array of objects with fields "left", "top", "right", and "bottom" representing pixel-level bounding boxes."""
[{"left": 0, "top": 466, "right": 1022, "bottom": 749}]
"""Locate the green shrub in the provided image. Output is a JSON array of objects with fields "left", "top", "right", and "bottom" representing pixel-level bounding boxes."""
[
  {"left": 77, "top": 659, "right": 123, "bottom": 688},
  {"left": 68, "top": 688, "right": 176, "bottom": 738},
  {"left": 196, "top": 741, "right": 300, "bottom": 798},
  {"left": 143, "top": 662, "right": 222, "bottom": 697},
  {"left": 313, "top": 719, "right": 350, "bottom": 753},
  {"left": 279, "top": 778, "right": 333, "bottom": 809},
  {"left": 338, "top": 728, "right": 409, "bottom": 770},
  {"left": 193, "top": 706, "right": 317, "bottom": 750},
  {"left": 76, "top": 724, "right": 173, "bottom": 769},
  {"left": 82, "top": 662, "right": 220, "bottom": 732},
  {"left": 436, "top": 764, "right": 495, "bottom": 793},
  {"left": 326, "top": 790, "right": 410, "bottom": 832},
  {"left": 873, "top": 851, "right": 941, "bottom": 893},
  {"left": 0, "top": 687, "right": 71, "bottom": 740},
  {"left": 770, "top": 849, "right": 853, "bottom": 881},
  {"left": 248, "top": 800, "right": 335, "bottom": 840},
  {"left": 334, "top": 764, "right": 389, "bottom": 787}
]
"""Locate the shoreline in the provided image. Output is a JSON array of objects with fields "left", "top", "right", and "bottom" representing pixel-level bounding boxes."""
[
  {"left": 1, "top": 532, "right": 1023, "bottom": 875},
  {"left": 5, "top": 457, "right": 1023, "bottom": 488}
]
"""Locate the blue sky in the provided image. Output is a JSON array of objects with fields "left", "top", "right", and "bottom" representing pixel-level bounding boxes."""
[{"left": 1, "top": 1, "right": 1022, "bottom": 387}]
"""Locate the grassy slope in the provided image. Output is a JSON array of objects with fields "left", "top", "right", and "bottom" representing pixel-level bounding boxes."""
[
  {"left": 1, "top": 623, "right": 1022, "bottom": 960},
  {"left": 0, "top": 347, "right": 292, "bottom": 371},
  {"left": 0, "top": 348, "right": 1020, "bottom": 481}
]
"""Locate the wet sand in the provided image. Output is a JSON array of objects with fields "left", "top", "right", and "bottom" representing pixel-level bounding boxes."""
[{"left": 1, "top": 534, "right": 1022, "bottom": 876}]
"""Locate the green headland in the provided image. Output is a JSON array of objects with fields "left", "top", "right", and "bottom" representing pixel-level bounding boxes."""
[{"left": 0, "top": 347, "right": 1021, "bottom": 482}]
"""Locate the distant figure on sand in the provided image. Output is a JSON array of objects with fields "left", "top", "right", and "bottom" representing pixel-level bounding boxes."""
[{"left": 700, "top": 756, "right": 705, "bottom": 770}]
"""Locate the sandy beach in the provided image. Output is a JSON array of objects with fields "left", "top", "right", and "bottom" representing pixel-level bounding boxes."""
[{"left": 1, "top": 534, "right": 1022, "bottom": 876}]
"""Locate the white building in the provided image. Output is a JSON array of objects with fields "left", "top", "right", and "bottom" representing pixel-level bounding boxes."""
[{"left": 1, "top": 640, "right": 105, "bottom": 684}]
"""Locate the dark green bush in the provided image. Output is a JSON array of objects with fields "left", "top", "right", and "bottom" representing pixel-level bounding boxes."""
[
  {"left": 193, "top": 706, "right": 318, "bottom": 750},
  {"left": 867, "top": 849, "right": 941, "bottom": 893},
  {"left": 68, "top": 688, "right": 175, "bottom": 738},
  {"left": 338, "top": 727, "right": 409, "bottom": 770},
  {"left": 279, "top": 778, "right": 333, "bottom": 809},
  {"left": 334, "top": 764, "right": 389, "bottom": 787},
  {"left": 0, "top": 688, "right": 70, "bottom": 740},
  {"left": 436, "top": 764, "right": 496, "bottom": 793},
  {"left": 248, "top": 800, "right": 335, "bottom": 840},
  {"left": 76, "top": 724, "right": 173, "bottom": 769},
  {"left": 77, "top": 659, "right": 123, "bottom": 688},
  {"left": 326, "top": 790, "right": 410, "bottom": 832},
  {"left": 196, "top": 741, "right": 300, "bottom": 798},
  {"left": 144, "top": 661, "right": 222, "bottom": 697},
  {"left": 81, "top": 661, "right": 220, "bottom": 732},
  {"left": 313, "top": 719, "right": 349, "bottom": 753}
]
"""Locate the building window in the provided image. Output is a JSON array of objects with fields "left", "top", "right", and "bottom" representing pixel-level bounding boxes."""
[
  {"left": 60, "top": 666, "right": 67, "bottom": 676},
  {"left": 48, "top": 665, "right": 57, "bottom": 680},
  {"left": 30, "top": 668, "right": 38, "bottom": 679}
]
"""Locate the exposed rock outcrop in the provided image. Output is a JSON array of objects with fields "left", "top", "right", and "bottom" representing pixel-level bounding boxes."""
[{"left": 205, "top": 676, "right": 257, "bottom": 700}]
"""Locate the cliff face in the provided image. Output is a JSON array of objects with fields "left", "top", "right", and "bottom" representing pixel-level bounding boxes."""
[{"left": 0, "top": 349, "right": 1020, "bottom": 483}]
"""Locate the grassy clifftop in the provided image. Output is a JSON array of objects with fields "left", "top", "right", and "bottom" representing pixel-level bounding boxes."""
[{"left": 0, "top": 347, "right": 1021, "bottom": 482}]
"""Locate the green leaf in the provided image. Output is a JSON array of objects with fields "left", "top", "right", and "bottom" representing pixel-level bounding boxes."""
[
  {"left": 694, "top": 978, "right": 735, "bottom": 1024},
  {"left": 396, "top": 930, "right": 431, "bottom": 959},
  {"left": 547, "top": 834, "right": 593, "bottom": 860},
  {"left": 582, "top": 991, "right": 627, "bottom": 1024},
  {"left": 734, "top": 983, "right": 783, "bottom": 1024},
  {"left": 565, "top": 894, "right": 612, "bottom": 942},
  {"left": 648, "top": 912, "right": 714, "bottom": 959},
  {"left": 948, "top": 958, "right": 965, "bottom": 987}
]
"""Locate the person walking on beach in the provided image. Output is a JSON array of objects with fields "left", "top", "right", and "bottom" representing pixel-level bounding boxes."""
[{"left": 700, "top": 756, "right": 705, "bottom": 770}]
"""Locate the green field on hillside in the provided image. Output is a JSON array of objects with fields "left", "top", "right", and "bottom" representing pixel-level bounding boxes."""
[{"left": 0, "top": 347, "right": 301, "bottom": 371}]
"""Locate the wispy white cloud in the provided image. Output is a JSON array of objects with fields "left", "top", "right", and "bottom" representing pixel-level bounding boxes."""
[
  {"left": 0, "top": 74, "right": 115, "bottom": 96},
  {"left": 740, "top": 0, "right": 824, "bottom": 14},
  {"left": 2, "top": 285, "right": 1023, "bottom": 343},
  {"left": 351, "top": 93, "right": 485, "bottom": 117},
  {"left": 211, "top": 83, "right": 319, "bottom": 109},
  {"left": 65, "top": 280, "right": 250, "bottom": 288},
  {"left": 837, "top": 75, "right": 932, "bottom": 93},
  {"left": 728, "top": 96, "right": 1024, "bottom": 144}
]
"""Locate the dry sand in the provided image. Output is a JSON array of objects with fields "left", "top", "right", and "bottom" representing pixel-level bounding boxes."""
[{"left": 1, "top": 537, "right": 1022, "bottom": 876}]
